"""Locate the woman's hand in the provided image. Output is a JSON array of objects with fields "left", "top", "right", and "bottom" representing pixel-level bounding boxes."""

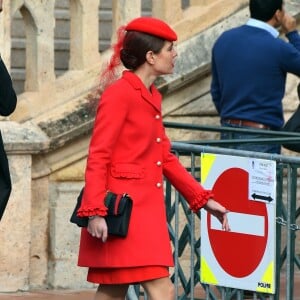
[
  {"left": 204, "top": 198, "right": 230, "bottom": 231},
  {"left": 87, "top": 216, "right": 108, "bottom": 242}
]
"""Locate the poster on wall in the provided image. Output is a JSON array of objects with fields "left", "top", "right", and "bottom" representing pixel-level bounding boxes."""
[{"left": 200, "top": 153, "right": 276, "bottom": 294}]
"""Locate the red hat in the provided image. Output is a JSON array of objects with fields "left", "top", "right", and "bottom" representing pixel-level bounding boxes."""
[{"left": 125, "top": 17, "right": 177, "bottom": 41}]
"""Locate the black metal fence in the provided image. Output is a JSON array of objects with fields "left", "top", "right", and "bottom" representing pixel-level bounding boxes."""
[{"left": 127, "top": 123, "right": 300, "bottom": 300}]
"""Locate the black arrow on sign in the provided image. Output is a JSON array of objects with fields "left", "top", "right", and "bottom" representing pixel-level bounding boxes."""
[{"left": 251, "top": 193, "right": 273, "bottom": 202}]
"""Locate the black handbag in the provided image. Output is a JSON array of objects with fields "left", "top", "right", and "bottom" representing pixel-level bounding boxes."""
[
  {"left": 70, "top": 188, "right": 132, "bottom": 237},
  {"left": 282, "top": 83, "right": 300, "bottom": 152}
]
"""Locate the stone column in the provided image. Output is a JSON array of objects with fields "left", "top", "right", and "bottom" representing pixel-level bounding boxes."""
[
  {"left": 152, "top": 0, "right": 182, "bottom": 24},
  {"left": 0, "top": 121, "right": 49, "bottom": 292},
  {"left": 69, "top": 0, "right": 101, "bottom": 70},
  {"left": 0, "top": 153, "right": 32, "bottom": 291},
  {"left": 0, "top": 1, "right": 13, "bottom": 69},
  {"left": 11, "top": 0, "right": 56, "bottom": 92},
  {"left": 190, "top": 0, "right": 219, "bottom": 5},
  {"left": 111, "top": 0, "right": 141, "bottom": 42}
]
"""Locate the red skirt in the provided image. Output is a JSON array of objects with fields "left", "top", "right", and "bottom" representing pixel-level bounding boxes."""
[{"left": 87, "top": 266, "right": 169, "bottom": 284}]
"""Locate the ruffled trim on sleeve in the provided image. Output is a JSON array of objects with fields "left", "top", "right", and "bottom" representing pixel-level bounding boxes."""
[
  {"left": 189, "top": 190, "right": 214, "bottom": 213},
  {"left": 77, "top": 206, "right": 108, "bottom": 218}
]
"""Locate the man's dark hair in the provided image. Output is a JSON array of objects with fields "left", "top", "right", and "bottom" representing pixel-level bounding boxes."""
[{"left": 249, "top": 0, "right": 283, "bottom": 21}]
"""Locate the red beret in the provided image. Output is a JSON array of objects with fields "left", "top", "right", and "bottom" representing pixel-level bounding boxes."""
[{"left": 125, "top": 17, "right": 177, "bottom": 41}]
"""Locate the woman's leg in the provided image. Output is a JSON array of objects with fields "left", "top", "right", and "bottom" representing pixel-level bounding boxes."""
[
  {"left": 141, "top": 277, "right": 175, "bottom": 300},
  {"left": 94, "top": 284, "right": 129, "bottom": 300}
]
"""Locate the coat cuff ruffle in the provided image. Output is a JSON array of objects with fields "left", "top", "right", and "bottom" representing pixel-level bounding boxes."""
[
  {"left": 77, "top": 207, "right": 107, "bottom": 217},
  {"left": 189, "top": 190, "right": 214, "bottom": 213}
]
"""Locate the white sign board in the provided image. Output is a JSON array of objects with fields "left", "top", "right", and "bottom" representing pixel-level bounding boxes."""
[{"left": 200, "top": 153, "right": 276, "bottom": 294}]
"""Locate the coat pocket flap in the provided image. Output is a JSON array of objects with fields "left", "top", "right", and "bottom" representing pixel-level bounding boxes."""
[{"left": 111, "top": 163, "right": 145, "bottom": 179}]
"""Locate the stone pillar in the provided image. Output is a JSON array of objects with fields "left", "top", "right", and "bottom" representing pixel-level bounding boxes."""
[
  {"left": 11, "top": 0, "right": 56, "bottom": 92},
  {"left": 69, "top": 0, "right": 101, "bottom": 70},
  {"left": 0, "top": 121, "right": 49, "bottom": 292},
  {"left": 111, "top": 0, "right": 141, "bottom": 42},
  {"left": 0, "top": 1, "right": 13, "bottom": 69},
  {"left": 152, "top": 0, "right": 182, "bottom": 24},
  {"left": 190, "top": 0, "right": 218, "bottom": 5},
  {"left": 0, "top": 154, "right": 32, "bottom": 291}
]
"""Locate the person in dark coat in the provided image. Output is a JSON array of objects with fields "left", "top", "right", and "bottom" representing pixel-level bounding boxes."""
[{"left": 0, "top": 0, "right": 17, "bottom": 220}]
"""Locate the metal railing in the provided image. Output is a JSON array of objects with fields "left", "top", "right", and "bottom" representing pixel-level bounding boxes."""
[{"left": 127, "top": 123, "right": 300, "bottom": 300}]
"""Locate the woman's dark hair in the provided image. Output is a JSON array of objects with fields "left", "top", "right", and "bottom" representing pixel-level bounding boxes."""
[
  {"left": 249, "top": 0, "right": 283, "bottom": 22},
  {"left": 120, "top": 31, "right": 165, "bottom": 70},
  {"left": 97, "top": 28, "right": 166, "bottom": 93}
]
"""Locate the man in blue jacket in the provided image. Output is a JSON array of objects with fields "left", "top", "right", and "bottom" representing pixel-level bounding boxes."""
[
  {"left": 0, "top": 0, "right": 17, "bottom": 220},
  {"left": 211, "top": 0, "right": 300, "bottom": 153}
]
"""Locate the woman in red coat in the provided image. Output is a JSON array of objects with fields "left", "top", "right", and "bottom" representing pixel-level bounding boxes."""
[{"left": 77, "top": 17, "right": 230, "bottom": 300}]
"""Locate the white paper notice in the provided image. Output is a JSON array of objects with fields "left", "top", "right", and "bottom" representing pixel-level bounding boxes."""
[{"left": 248, "top": 159, "right": 276, "bottom": 204}]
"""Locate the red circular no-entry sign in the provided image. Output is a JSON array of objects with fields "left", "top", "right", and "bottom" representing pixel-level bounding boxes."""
[{"left": 207, "top": 167, "right": 268, "bottom": 278}]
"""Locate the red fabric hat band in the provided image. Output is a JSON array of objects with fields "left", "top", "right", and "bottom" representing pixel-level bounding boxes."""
[{"left": 125, "top": 17, "right": 177, "bottom": 41}]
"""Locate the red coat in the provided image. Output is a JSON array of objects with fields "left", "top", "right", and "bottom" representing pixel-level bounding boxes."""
[{"left": 77, "top": 71, "right": 212, "bottom": 268}]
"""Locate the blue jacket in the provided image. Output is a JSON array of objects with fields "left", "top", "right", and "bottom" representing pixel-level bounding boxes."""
[{"left": 211, "top": 25, "right": 300, "bottom": 129}]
